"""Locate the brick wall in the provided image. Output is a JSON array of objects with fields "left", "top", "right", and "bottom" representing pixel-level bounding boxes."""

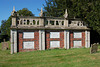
[
  {"left": 18, "top": 30, "right": 39, "bottom": 52},
  {"left": 70, "top": 31, "right": 85, "bottom": 48},
  {"left": 46, "top": 30, "right": 64, "bottom": 49},
  {"left": 17, "top": 29, "right": 86, "bottom": 52}
]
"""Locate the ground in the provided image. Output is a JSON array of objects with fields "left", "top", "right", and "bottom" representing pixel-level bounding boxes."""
[{"left": 0, "top": 42, "right": 100, "bottom": 67}]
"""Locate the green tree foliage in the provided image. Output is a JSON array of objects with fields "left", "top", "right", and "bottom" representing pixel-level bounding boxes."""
[
  {"left": 1, "top": 20, "right": 7, "bottom": 35},
  {"left": 1, "top": 8, "right": 34, "bottom": 38},
  {"left": 0, "top": 26, "right": 1, "bottom": 39},
  {"left": 43, "top": 0, "right": 72, "bottom": 17},
  {"left": 43, "top": 0, "right": 100, "bottom": 34},
  {"left": 17, "top": 8, "right": 34, "bottom": 16}
]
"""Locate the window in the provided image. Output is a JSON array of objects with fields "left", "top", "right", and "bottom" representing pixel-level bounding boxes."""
[
  {"left": 23, "top": 32, "right": 34, "bottom": 39},
  {"left": 73, "top": 41, "right": 82, "bottom": 47},
  {"left": 50, "top": 32, "right": 60, "bottom": 38},
  {"left": 74, "top": 32, "right": 82, "bottom": 38},
  {"left": 50, "top": 41, "right": 60, "bottom": 48},
  {"left": 23, "top": 41, "right": 34, "bottom": 49}
]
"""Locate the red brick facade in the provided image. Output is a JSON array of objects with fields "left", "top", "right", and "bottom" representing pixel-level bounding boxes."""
[
  {"left": 18, "top": 30, "right": 86, "bottom": 52},
  {"left": 70, "top": 31, "right": 85, "bottom": 48},
  {"left": 45, "top": 30, "right": 64, "bottom": 49},
  {"left": 18, "top": 30, "right": 39, "bottom": 52}
]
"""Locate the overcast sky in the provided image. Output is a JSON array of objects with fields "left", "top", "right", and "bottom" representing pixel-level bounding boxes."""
[{"left": 0, "top": 0, "right": 46, "bottom": 26}]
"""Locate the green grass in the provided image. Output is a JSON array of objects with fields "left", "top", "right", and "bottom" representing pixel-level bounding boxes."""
[{"left": 0, "top": 42, "right": 100, "bottom": 67}]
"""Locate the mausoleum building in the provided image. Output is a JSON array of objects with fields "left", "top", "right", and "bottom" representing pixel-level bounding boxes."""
[{"left": 10, "top": 7, "right": 90, "bottom": 54}]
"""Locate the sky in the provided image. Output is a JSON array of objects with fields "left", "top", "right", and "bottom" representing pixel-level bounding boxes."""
[{"left": 0, "top": 0, "right": 46, "bottom": 26}]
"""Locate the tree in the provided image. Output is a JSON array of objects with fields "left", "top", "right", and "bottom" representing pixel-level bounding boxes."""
[
  {"left": 0, "top": 26, "right": 1, "bottom": 40},
  {"left": 70, "top": 0, "right": 100, "bottom": 34},
  {"left": 17, "top": 8, "right": 34, "bottom": 16},
  {"left": 43, "top": 0, "right": 100, "bottom": 34},
  {"left": 0, "top": 8, "right": 34, "bottom": 39},
  {"left": 43, "top": 0, "right": 72, "bottom": 17},
  {"left": 1, "top": 20, "right": 7, "bottom": 35},
  {"left": 0, "top": 20, "right": 9, "bottom": 41}
]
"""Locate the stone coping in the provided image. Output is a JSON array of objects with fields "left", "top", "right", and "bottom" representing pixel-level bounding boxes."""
[
  {"left": 12, "top": 16, "right": 82, "bottom": 20},
  {"left": 10, "top": 26, "right": 90, "bottom": 30}
]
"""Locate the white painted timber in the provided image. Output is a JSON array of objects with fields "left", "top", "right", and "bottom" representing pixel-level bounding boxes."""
[
  {"left": 23, "top": 32, "right": 34, "bottom": 39},
  {"left": 50, "top": 32, "right": 60, "bottom": 38},
  {"left": 74, "top": 32, "right": 82, "bottom": 38},
  {"left": 23, "top": 41, "right": 34, "bottom": 49},
  {"left": 50, "top": 41, "right": 60, "bottom": 48}
]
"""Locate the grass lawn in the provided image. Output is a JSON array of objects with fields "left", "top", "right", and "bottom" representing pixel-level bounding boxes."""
[{"left": 0, "top": 42, "right": 100, "bottom": 67}]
